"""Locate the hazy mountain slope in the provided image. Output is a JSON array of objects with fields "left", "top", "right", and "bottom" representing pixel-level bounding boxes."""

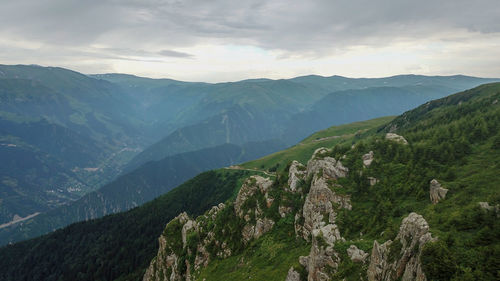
[
  {"left": 0, "top": 140, "right": 285, "bottom": 245},
  {"left": 0, "top": 65, "right": 144, "bottom": 145},
  {"left": 0, "top": 65, "right": 149, "bottom": 225},
  {"left": 91, "top": 73, "right": 208, "bottom": 139},
  {"left": 128, "top": 75, "right": 499, "bottom": 170},
  {"left": 281, "top": 85, "right": 452, "bottom": 143},
  {"left": 125, "top": 104, "right": 289, "bottom": 171},
  {"left": 142, "top": 82, "right": 500, "bottom": 281},
  {"left": 0, "top": 115, "right": 389, "bottom": 281},
  {"left": 0, "top": 117, "right": 116, "bottom": 224},
  {"left": 0, "top": 145, "right": 81, "bottom": 225}
]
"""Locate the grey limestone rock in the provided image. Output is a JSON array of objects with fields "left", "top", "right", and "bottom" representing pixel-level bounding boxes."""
[
  {"left": 363, "top": 151, "right": 374, "bottom": 167},
  {"left": 367, "top": 212, "right": 435, "bottom": 281},
  {"left": 285, "top": 267, "right": 301, "bottom": 281},
  {"left": 429, "top": 179, "right": 448, "bottom": 204},
  {"left": 347, "top": 245, "right": 368, "bottom": 263},
  {"left": 288, "top": 160, "right": 306, "bottom": 192},
  {"left": 385, "top": 133, "right": 408, "bottom": 145}
]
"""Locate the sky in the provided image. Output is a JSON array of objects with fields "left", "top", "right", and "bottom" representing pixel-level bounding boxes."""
[{"left": 0, "top": 0, "right": 499, "bottom": 82}]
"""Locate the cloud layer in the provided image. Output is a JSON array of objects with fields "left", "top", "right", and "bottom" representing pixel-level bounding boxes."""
[{"left": 0, "top": 0, "right": 499, "bottom": 81}]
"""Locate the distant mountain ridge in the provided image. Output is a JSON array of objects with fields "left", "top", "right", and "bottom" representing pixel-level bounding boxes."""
[
  {"left": 121, "top": 73, "right": 500, "bottom": 171},
  {"left": 1, "top": 64, "right": 498, "bottom": 244}
]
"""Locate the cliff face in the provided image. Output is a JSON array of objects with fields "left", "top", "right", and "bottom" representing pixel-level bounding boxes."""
[{"left": 144, "top": 146, "right": 434, "bottom": 281}]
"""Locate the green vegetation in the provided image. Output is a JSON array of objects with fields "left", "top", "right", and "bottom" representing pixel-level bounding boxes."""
[
  {"left": 331, "top": 83, "right": 500, "bottom": 280},
  {"left": 0, "top": 169, "right": 259, "bottom": 281},
  {"left": 242, "top": 116, "right": 394, "bottom": 171},
  {"left": 196, "top": 230, "right": 309, "bottom": 281}
]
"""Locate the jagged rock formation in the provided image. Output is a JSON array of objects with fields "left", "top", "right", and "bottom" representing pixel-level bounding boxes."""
[
  {"left": 385, "top": 133, "right": 408, "bottom": 144},
  {"left": 306, "top": 148, "right": 348, "bottom": 179},
  {"left": 143, "top": 174, "right": 281, "bottom": 281},
  {"left": 235, "top": 176, "right": 275, "bottom": 243},
  {"left": 367, "top": 213, "right": 435, "bottom": 281},
  {"left": 429, "top": 179, "right": 448, "bottom": 204},
  {"left": 363, "top": 151, "right": 374, "bottom": 167},
  {"left": 143, "top": 212, "right": 191, "bottom": 281},
  {"left": 293, "top": 148, "right": 352, "bottom": 281}
]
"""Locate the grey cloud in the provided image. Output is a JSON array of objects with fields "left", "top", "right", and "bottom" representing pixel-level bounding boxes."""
[
  {"left": 0, "top": 0, "right": 499, "bottom": 56},
  {"left": 158, "top": 49, "right": 193, "bottom": 58}
]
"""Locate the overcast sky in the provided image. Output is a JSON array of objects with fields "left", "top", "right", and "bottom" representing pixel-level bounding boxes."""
[{"left": 1, "top": 0, "right": 499, "bottom": 82}]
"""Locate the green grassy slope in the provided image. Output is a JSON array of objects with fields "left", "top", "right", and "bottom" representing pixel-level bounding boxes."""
[{"left": 242, "top": 116, "right": 394, "bottom": 171}]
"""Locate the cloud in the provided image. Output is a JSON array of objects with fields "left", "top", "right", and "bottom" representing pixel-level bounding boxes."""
[
  {"left": 0, "top": 0, "right": 498, "bottom": 80},
  {"left": 2, "top": 0, "right": 499, "bottom": 52},
  {"left": 158, "top": 49, "right": 193, "bottom": 58}
]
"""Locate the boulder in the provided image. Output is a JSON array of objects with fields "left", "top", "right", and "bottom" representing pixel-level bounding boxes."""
[
  {"left": 347, "top": 245, "right": 368, "bottom": 263},
  {"left": 385, "top": 133, "right": 408, "bottom": 145},
  {"left": 429, "top": 179, "right": 448, "bottom": 204},
  {"left": 307, "top": 148, "right": 348, "bottom": 179},
  {"left": 363, "top": 151, "right": 375, "bottom": 167},
  {"left": 285, "top": 267, "right": 301, "bottom": 281},
  {"left": 479, "top": 202, "right": 500, "bottom": 217}
]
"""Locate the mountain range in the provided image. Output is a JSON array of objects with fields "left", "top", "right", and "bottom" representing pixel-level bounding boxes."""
[
  {"left": 0, "top": 82, "right": 498, "bottom": 281},
  {"left": 1, "top": 64, "right": 498, "bottom": 248}
]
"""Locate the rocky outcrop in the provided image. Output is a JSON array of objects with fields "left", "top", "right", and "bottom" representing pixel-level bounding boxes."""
[
  {"left": 300, "top": 176, "right": 351, "bottom": 240},
  {"left": 285, "top": 267, "right": 301, "bottom": 281},
  {"left": 234, "top": 176, "right": 275, "bottom": 243},
  {"left": 363, "top": 151, "right": 374, "bottom": 167},
  {"left": 288, "top": 160, "right": 306, "bottom": 192},
  {"left": 146, "top": 146, "right": 441, "bottom": 281},
  {"left": 182, "top": 219, "right": 197, "bottom": 248},
  {"left": 367, "top": 212, "right": 435, "bottom": 281},
  {"left": 347, "top": 245, "right": 368, "bottom": 263},
  {"left": 293, "top": 148, "right": 352, "bottom": 281},
  {"left": 479, "top": 202, "right": 500, "bottom": 217},
  {"left": 143, "top": 213, "right": 192, "bottom": 281},
  {"left": 300, "top": 222, "right": 343, "bottom": 280},
  {"left": 385, "top": 133, "right": 408, "bottom": 145},
  {"left": 429, "top": 179, "right": 448, "bottom": 204},
  {"left": 307, "top": 148, "right": 348, "bottom": 179},
  {"left": 234, "top": 176, "right": 273, "bottom": 217}
]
